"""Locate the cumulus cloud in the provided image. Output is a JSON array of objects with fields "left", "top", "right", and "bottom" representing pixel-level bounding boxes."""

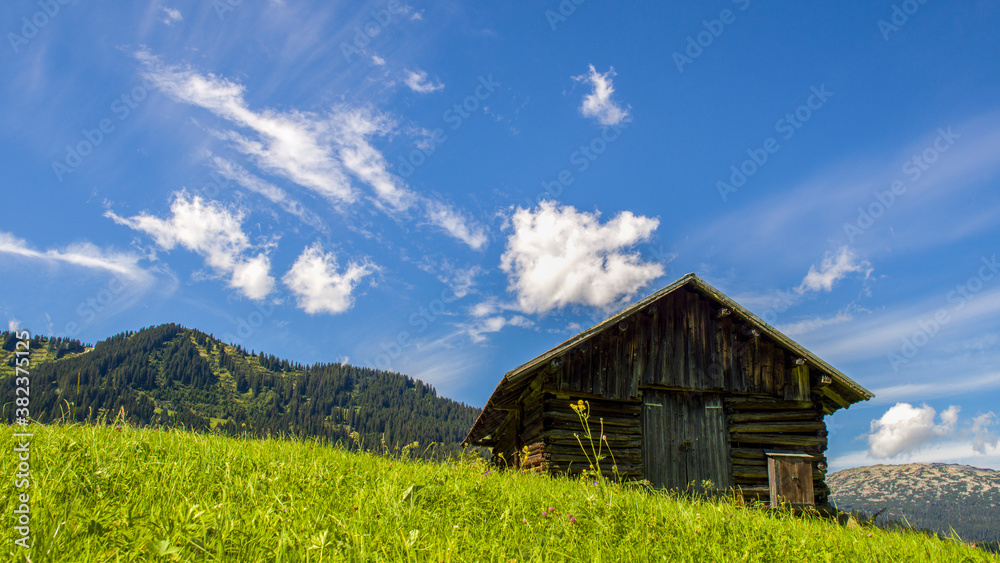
[
  {"left": 8, "top": 319, "right": 21, "bottom": 332},
  {"left": 135, "top": 50, "right": 485, "bottom": 249},
  {"left": 0, "top": 231, "right": 149, "bottom": 280},
  {"left": 797, "top": 246, "right": 872, "bottom": 293},
  {"left": 282, "top": 243, "right": 375, "bottom": 315},
  {"left": 403, "top": 69, "right": 444, "bottom": 94},
  {"left": 106, "top": 192, "right": 275, "bottom": 300},
  {"left": 371, "top": 54, "right": 386, "bottom": 66},
  {"left": 868, "top": 403, "right": 962, "bottom": 458},
  {"left": 500, "top": 201, "right": 663, "bottom": 314},
  {"left": 573, "top": 65, "right": 630, "bottom": 126}
]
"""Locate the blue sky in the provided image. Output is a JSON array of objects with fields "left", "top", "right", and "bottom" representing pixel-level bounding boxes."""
[{"left": 3, "top": 0, "right": 999, "bottom": 470}]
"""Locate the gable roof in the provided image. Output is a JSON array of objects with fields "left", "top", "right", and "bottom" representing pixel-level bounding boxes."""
[{"left": 465, "top": 273, "right": 873, "bottom": 446}]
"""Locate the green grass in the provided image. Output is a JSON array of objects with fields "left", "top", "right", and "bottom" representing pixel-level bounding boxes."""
[{"left": 1, "top": 424, "right": 995, "bottom": 562}]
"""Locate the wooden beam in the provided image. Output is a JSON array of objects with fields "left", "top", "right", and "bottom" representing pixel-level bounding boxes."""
[{"left": 729, "top": 421, "right": 825, "bottom": 434}]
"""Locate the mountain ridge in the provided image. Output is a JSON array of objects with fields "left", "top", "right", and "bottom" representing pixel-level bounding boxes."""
[{"left": 828, "top": 462, "right": 1000, "bottom": 544}]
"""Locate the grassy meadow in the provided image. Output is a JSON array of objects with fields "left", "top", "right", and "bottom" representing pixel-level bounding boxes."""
[{"left": 2, "top": 423, "right": 996, "bottom": 562}]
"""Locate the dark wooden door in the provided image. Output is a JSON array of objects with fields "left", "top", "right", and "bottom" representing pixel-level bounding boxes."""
[
  {"left": 641, "top": 390, "right": 732, "bottom": 490},
  {"left": 767, "top": 453, "right": 815, "bottom": 507}
]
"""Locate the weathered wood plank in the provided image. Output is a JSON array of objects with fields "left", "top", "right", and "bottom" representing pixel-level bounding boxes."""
[
  {"left": 728, "top": 421, "right": 826, "bottom": 434},
  {"left": 727, "top": 411, "right": 821, "bottom": 424},
  {"left": 729, "top": 434, "right": 827, "bottom": 448}
]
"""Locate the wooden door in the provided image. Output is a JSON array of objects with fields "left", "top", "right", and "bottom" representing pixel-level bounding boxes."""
[
  {"left": 641, "top": 390, "right": 732, "bottom": 490},
  {"left": 767, "top": 453, "right": 815, "bottom": 508}
]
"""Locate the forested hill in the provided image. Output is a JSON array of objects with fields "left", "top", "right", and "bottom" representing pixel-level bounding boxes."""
[{"left": 0, "top": 325, "right": 480, "bottom": 454}]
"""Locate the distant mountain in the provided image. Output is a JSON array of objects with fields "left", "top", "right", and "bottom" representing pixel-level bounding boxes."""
[
  {"left": 1, "top": 324, "right": 480, "bottom": 455},
  {"left": 828, "top": 463, "right": 1000, "bottom": 544}
]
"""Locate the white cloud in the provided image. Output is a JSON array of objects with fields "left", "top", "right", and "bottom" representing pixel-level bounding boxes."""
[
  {"left": 106, "top": 192, "right": 275, "bottom": 300},
  {"left": 8, "top": 319, "right": 21, "bottom": 332},
  {"left": 282, "top": 242, "right": 375, "bottom": 315},
  {"left": 0, "top": 231, "right": 148, "bottom": 280},
  {"left": 573, "top": 65, "right": 630, "bottom": 126},
  {"left": 136, "top": 50, "right": 486, "bottom": 249},
  {"left": 161, "top": 7, "right": 182, "bottom": 25},
  {"left": 797, "top": 246, "right": 872, "bottom": 293},
  {"left": 403, "top": 69, "right": 443, "bottom": 94},
  {"left": 371, "top": 54, "right": 386, "bottom": 66},
  {"left": 500, "top": 201, "right": 664, "bottom": 314}
]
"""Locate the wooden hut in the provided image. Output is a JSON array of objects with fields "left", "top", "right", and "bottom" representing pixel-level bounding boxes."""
[{"left": 463, "top": 273, "right": 873, "bottom": 508}]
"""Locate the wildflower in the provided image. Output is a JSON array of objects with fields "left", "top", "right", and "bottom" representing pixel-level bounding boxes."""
[
  {"left": 114, "top": 424, "right": 122, "bottom": 430},
  {"left": 484, "top": 470, "right": 492, "bottom": 476},
  {"left": 569, "top": 517, "right": 577, "bottom": 524},
  {"left": 522, "top": 518, "right": 527, "bottom": 523},
  {"left": 548, "top": 507, "right": 555, "bottom": 512},
  {"left": 542, "top": 512, "right": 548, "bottom": 517}
]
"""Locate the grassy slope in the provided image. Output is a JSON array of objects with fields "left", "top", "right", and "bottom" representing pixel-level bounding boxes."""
[{"left": 1, "top": 425, "right": 995, "bottom": 563}]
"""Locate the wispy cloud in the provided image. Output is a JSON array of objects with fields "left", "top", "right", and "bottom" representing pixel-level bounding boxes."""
[
  {"left": 776, "top": 309, "right": 855, "bottom": 338},
  {"left": 209, "top": 156, "right": 324, "bottom": 230},
  {"left": 403, "top": 69, "right": 444, "bottom": 94},
  {"left": 0, "top": 231, "right": 149, "bottom": 280},
  {"left": 573, "top": 65, "right": 630, "bottom": 126},
  {"left": 462, "top": 314, "right": 533, "bottom": 344},
  {"left": 106, "top": 192, "right": 275, "bottom": 300},
  {"left": 500, "top": 201, "right": 663, "bottom": 314},
  {"left": 283, "top": 242, "right": 375, "bottom": 315},
  {"left": 807, "top": 286, "right": 1000, "bottom": 364},
  {"left": 135, "top": 50, "right": 486, "bottom": 249}
]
